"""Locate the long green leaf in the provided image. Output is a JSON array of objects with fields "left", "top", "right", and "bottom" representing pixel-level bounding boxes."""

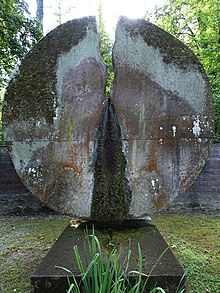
[
  {"left": 140, "top": 246, "right": 170, "bottom": 293},
  {"left": 55, "top": 266, "right": 80, "bottom": 293},
  {"left": 73, "top": 245, "right": 90, "bottom": 292},
  {"left": 175, "top": 263, "right": 192, "bottom": 293}
]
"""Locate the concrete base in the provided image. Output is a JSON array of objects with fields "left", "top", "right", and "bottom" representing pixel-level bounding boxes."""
[{"left": 31, "top": 220, "right": 187, "bottom": 292}]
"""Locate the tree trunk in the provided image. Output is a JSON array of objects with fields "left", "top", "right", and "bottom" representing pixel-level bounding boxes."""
[{"left": 36, "top": 0, "right": 44, "bottom": 31}]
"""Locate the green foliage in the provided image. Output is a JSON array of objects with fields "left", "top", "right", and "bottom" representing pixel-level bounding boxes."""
[
  {"left": 152, "top": 0, "right": 220, "bottom": 141},
  {"left": 0, "top": 0, "right": 43, "bottom": 144},
  {"left": 97, "top": 1, "right": 114, "bottom": 97},
  {"left": 0, "top": 0, "right": 43, "bottom": 88}
]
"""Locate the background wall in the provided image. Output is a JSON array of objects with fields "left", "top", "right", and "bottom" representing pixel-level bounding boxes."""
[
  {"left": 170, "top": 143, "right": 220, "bottom": 212},
  {"left": 0, "top": 146, "right": 53, "bottom": 214},
  {"left": 0, "top": 144, "right": 219, "bottom": 215}
]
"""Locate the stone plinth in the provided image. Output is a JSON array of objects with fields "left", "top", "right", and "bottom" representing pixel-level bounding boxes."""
[{"left": 31, "top": 221, "right": 186, "bottom": 293}]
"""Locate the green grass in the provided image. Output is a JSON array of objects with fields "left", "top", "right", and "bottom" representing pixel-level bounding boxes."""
[
  {"left": 153, "top": 214, "right": 220, "bottom": 293},
  {"left": 0, "top": 214, "right": 219, "bottom": 292},
  {"left": 0, "top": 215, "right": 71, "bottom": 292}
]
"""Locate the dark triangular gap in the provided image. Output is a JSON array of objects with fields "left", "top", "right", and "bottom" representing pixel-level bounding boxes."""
[{"left": 91, "top": 99, "right": 131, "bottom": 222}]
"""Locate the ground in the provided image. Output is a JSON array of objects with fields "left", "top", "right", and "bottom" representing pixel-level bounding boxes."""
[{"left": 0, "top": 213, "right": 219, "bottom": 292}]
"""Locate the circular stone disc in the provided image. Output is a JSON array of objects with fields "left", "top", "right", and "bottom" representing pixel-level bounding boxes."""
[
  {"left": 111, "top": 17, "right": 214, "bottom": 216},
  {"left": 3, "top": 17, "right": 106, "bottom": 217}
]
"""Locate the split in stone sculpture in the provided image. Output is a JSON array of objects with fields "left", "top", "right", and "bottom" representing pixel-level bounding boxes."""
[
  {"left": 3, "top": 16, "right": 213, "bottom": 292},
  {"left": 3, "top": 17, "right": 213, "bottom": 219}
]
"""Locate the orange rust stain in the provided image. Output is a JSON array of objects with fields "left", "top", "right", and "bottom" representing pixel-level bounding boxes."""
[
  {"left": 61, "top": 162, "right": 82, "bottom": 174},
  {"left": 155, "top": 194, "right": 166, "bottom": 209},
  {"left": 73, "top": 142, "right": 92, "bottom": 172},
  {"left": 37, "top": 190, "right": 47, "bottom": 202},
  {"left": 146, "top": 115, "right": 180, "bottom": 175},
  {"left": 162, "top": 138, "right": 178, "bottom": 150},
  {"left": 147, "top": 140, "right": 161, "bottom": 175},
  {"left": 67, "top": 147, "right": 83, "bottom": 175},
  {"left": 180, "top": 168, "right": 197, "bottom": 194},
  {"left": 148, "top": 157, "right": 159, "bottom": 173},
  {"left": 34, "top": 164, "right": 65, "bottom": 211},
  {"left": 145, "top": 116, "right": 165, "bottom": 175}
]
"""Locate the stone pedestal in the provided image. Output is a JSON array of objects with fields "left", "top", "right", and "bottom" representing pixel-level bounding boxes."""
[{"left": 31, "top": 220, "right": 187, "bottom": 293}]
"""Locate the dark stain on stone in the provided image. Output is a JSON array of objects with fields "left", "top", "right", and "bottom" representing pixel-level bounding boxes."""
[
  {"left": 3, "top": 17, "right": 97, "bottom": 124},
  {"left": 91, "top": 100, "right": 131, "bottom": 222},
  {"left": 118, "top": 16, "right": 209, "bottom": 76}
]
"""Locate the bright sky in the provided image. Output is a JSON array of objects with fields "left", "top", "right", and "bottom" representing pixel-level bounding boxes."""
[{"left": 26, "top": 0, "right": 165, "bottom": 38}]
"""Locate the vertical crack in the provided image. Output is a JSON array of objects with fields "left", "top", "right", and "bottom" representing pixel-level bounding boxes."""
[{"left": 91, "top": 99, "right": 131, "bottom": 221}]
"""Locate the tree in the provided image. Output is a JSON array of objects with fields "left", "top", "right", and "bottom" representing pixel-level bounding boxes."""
[
  {"left": 0, "top": 92, "right": 3, "bottom": 143},
  {"left": 51, "top": 0, "right": 75, "bottom": 26},
  {"left": 36, "top": 0, "right": 44, "bottom": 30},
  {"left": 53, "top": 0, "right": 64, "bottom": 25},
  {"left": 152, "top": 0, "right": 220, "bottom": 141},
  {"left": 0, "top": 0, "right": 43, "bottom": 144},
  {"left": 0, "top": 0, "right": 43, "bottom": 88},
  {"left": 97, "top": 0, "right": 113, "bottom": 97}
]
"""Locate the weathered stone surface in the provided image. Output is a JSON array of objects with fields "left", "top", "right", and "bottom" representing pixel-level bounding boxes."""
[
  {"left": 3, "top": 17, "right": 107, "bottom": 217},
  {"left": 3, "top": 16, "right": 213, "bottom": 218},
  {"left": 111, "top": 17, "right": 213, "bottom": 217},
  {"left": 1, "top": 144, "right": 219, "bottom": 215}
]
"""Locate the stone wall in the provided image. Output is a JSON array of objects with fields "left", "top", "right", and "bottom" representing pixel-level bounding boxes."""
[
  {"left": 169, "top": 143, "right": 220, "bottom": 212},
  {"left": 0, "top": 146, "right": 53, "bottom": 214},
  {"left": 0, "top": 146, "right": 28, "bottom": 194},
  {"left": 0, "top": 144, "right": 219, "bottom": 214}
]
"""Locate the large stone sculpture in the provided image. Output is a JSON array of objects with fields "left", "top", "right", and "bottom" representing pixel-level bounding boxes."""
[
  {"left": 3, "top": 16, "right": 214, "bottom": 292},
  {"left": 3, "top": 16, "right": 213, "bottom": 219}
]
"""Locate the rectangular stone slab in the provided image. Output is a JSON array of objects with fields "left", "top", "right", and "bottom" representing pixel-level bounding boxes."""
[{"left": 31, "top": 222, "right": 187, "bottom": 292}]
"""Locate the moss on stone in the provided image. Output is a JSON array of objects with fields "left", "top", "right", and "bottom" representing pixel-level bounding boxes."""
[
  {"left": 3, "top": 17, "right": 97, "bottom": 124},
  {"left": 91, "top": 101, "right": 131, "bottom": 221},
  {"left": 120, "top": 17, "right": 206, "bottom": 73}
]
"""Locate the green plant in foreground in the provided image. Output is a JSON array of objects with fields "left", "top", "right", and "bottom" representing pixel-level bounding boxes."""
[{"left": 57, "top": 228, "right": 186, "bottom": 293}]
